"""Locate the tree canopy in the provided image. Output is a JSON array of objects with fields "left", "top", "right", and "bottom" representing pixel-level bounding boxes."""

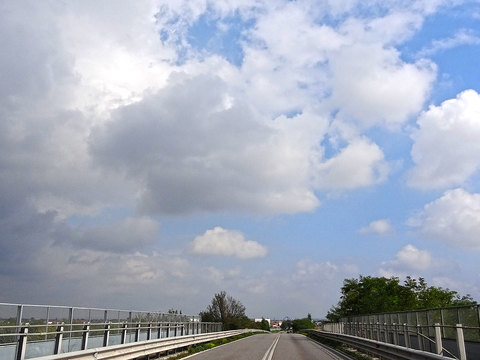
[
  {"left": 292, "top": 317, "right": 315, "bottom": 332},
  {"left": 199, "top": 291, "right": 247, "bottom": 330},
  {"left": 326, "top": 276, "right": 476, "bottom": 321}
]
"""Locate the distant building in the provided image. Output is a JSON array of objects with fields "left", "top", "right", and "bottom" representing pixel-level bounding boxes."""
[
  {"left": 270, "top": 320, "right": 282, "bottom": 328},
  {"left": 254, "top": 318, "right": 270, "bottom": 325}
]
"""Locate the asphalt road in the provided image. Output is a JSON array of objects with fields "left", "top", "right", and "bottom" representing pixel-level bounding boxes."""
[{"left": 186, "top": 333, "right": 354, "bottom": 360}]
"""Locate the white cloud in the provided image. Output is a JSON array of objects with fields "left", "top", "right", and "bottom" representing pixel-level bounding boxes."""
[
  {"left": 379, "top": 244, "right": 434, "bottom": 277},
  {"left": 417, "top": 28, "right": 480, "bottom": 57},
  {"left": 359, "top": 219, "right": 393, "bottom": 235},
  {"left": 408, "top": 90, "right": 480, "bottom": 189},
  {"left": 331, "top": 43, "right": 436, "bottom": 128},
  {"left": 407, "top": 188, "right": 480, "bottom": 250},
  {"left": 314, "top": 137, "right": 390, "bottom": 189},
  {"left": 190, "top": 227, "right": 268, "bottom": 259}
]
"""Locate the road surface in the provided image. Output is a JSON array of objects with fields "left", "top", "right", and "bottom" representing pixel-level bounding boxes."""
[{"left": 186, "top": 332, "right": 353, "bottom": 360}]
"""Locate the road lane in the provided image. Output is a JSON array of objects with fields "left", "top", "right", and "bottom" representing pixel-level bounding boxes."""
[
  {"left": 186, "top": 333, "right": 274, "bottom": 360},
  {"left": 186, "top": 333, "right": 353, "bottom": 360},
  {"left": 272, "top": 333, "right": 353, "bottom": 360}
]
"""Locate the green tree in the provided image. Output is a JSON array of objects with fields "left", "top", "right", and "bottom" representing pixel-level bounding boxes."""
[
  {"left": 260, "top": 318, "right": 270, "bottom": 331},
  {"left": 199, "top": 291, "right": 247, "bottom": 330},
  {"left": 326, "top": 275, "right": 476, "bottom": 320},
  {"left": 280, "top": 319, "right": 292, "bottom": 331},
  {"left": 292, "top": 317, "right": 315, "bottom": 332}
]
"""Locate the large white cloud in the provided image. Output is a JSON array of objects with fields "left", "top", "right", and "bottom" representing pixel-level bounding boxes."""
[
  {"left": 408, "top": 90, "right": 480, "bottom": 189},
  {"left": 0, "top": 0, "right": 462, "bottom": 316},
  {"left": 190, "top": 227, "right": 268, "bottom": 259},
  {"left": 407, "top": 188, "right": 480, "bottom": 250}
]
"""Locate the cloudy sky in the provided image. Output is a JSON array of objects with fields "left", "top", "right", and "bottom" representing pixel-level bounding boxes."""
[{"left": 2, "top": 0, "right": 480, "bottom": 320}]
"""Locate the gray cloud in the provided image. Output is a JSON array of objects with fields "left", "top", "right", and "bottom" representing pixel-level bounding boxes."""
[
  {"left": 90, "top": 73, "right": 321, "bottom": 215},
  {"left": 53, "top": 217, "right": 158, "bottom": 253}
]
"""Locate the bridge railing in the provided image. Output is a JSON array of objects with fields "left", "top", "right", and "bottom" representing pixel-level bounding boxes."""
[
  {"left": 0, "top": 303, "right": 221, "bottom": 360},
  {"left": 322, "top": 304, "right": 480, "bottom": 359}
]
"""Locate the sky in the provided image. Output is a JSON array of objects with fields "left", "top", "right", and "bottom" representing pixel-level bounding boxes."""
[{"left": 1, "top": 0, "right": 480, "bottom": 320}]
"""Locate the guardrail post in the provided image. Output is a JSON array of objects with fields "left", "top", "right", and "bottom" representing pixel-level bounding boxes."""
[
  {"left": 103, "top": 323, "right": 111, "bottom": 347},
  {"left": 417, "top": 324, "right": 424, "bottom": 351},
  {"left": 121, "top": 323, "right": 127, "bottom": 344},
  {"left": 434, "top": 323, "right": 443, "bottom": 355},
  {"left": 174, "top": 323, "right": 177, "bottom": 337},
  {"left": 166, "top": 323, "right": 170, "bottom": 337},
  {"left": 404, "top": 324, "right": 410, "bottom": 348},
  {"left": 147, "top": 323, "right": 152, "bottom": 340},
  {"left": 157, "top": 323, "right": 161, "bottom": 339},
  {"left": 376, "top": 322, "right": 380, "bottom": 341},
  {"left": 456, "top": 324, "right": 467, "bottom": 360},
  {"left": 81, "top": 323, "right": 90, "bottom": 350},
  {"left": 135, "top": 323, "right": 141, "bottom": 342},
  {"left": 393, "top": 323, "right": 398, "bottom": 345},
  {"left": 384, "top": 323, "right": 389, "bottom": 344},
  {"left": 15, "top": 305, "right": 24, "bottom": 343},
  {"left": 54, "top": 323, "right": 64, "bottom": 354},
  {"left": 16, "top": 325, "right": 28, "bottom": 360}
]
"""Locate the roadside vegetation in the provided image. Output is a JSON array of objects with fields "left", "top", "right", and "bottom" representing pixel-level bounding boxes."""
[
  {"left": 199, "top": 291, "right": 268, "bottom": 331},
  {"left": 326, "top": 275, "right": 476, "bottom": 320}
]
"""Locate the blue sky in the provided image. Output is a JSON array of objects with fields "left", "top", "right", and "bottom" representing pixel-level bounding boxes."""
[{"left": 1, "top": 0, "right": 480, "bottom": 320}]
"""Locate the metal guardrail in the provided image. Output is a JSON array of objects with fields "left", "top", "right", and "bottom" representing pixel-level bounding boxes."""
[
  {"left": 306, "top": 330, "right": 449, "bottom": 360},
  {"left": 25, "top": 329, "right": 254, "bottom": 360},
  {"left": 339, "top": 304, "right": 480, "bottom": 342},
  {"left": 0, "top": 302, "right": 220, "bottom": 360},
  {"left": 321, "top": 321, "right": 475, "bottom": 359}
]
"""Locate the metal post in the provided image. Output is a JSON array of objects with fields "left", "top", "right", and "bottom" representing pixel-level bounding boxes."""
[
  {"left": 174, "top": 323, "right": 177, "bottom": 337},
  {"left": 456, "top": 324, "right": 467, "bottom": 360},
  {"left": 67, "top": 308, "right": 74, "bottom": 352},
  {"left": 81, "top": 324, "right": 90, "bottom": 350},
  {"left": 417, "top": 324, "right": 424, "bottom": 351},
  {"left": 434, "top": 323, "right": 443, "bottom": 355},
  {"left": 376, "top": 322, "right": 380, "bottom": 341},
  {"left": 16, "top": 306, "right": 24, "bottom": 329},
  {"left": 103, "top": 323, "right": 110, "bottom": 347},
  {"left": 147, "top": 323, "right": 152, "bottom": 340},
  {"left": 157, "top": 323, "right": 161, "bottom": 339},
  {"left": 121, "top": 323, "right": 127, "bottom": 344},
  {"left": 45, "top": 307, "right": 50, "bottom": 341},
  {"left": 54, "top": 324, "right": 64, "bottom": 354},
  {"left": 16, "top": 326, "right": 28, "bottom": 360},
  {"left": 404, "top": 324, "right": 410, "bottom": 348},
  {"left": 384, "top": 323, "right": 389, "bottom": 344},
  {"left": 440, "top": 309, "right": 445, "bottom": 338},
  {"left": 166, "top": 323, "right": 170, "bottom": 337},
  {"left": 135, "top": 323, "right": 141, "bottom": 342},
  {"left": 393, "top": 323, "right": 398, "bottom": 345},
  {"left": 15, "top": 305, "right": 24, "bottom": 346}
]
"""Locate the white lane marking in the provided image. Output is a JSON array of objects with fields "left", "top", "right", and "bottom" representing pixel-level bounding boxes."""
[{"left": 261, "top": 333, "right": 281, "bottom": 360}]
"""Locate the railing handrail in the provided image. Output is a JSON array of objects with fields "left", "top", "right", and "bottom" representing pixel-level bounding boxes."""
[{"left": 307, "top": 330, "right": 450, "bottom": 360}]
